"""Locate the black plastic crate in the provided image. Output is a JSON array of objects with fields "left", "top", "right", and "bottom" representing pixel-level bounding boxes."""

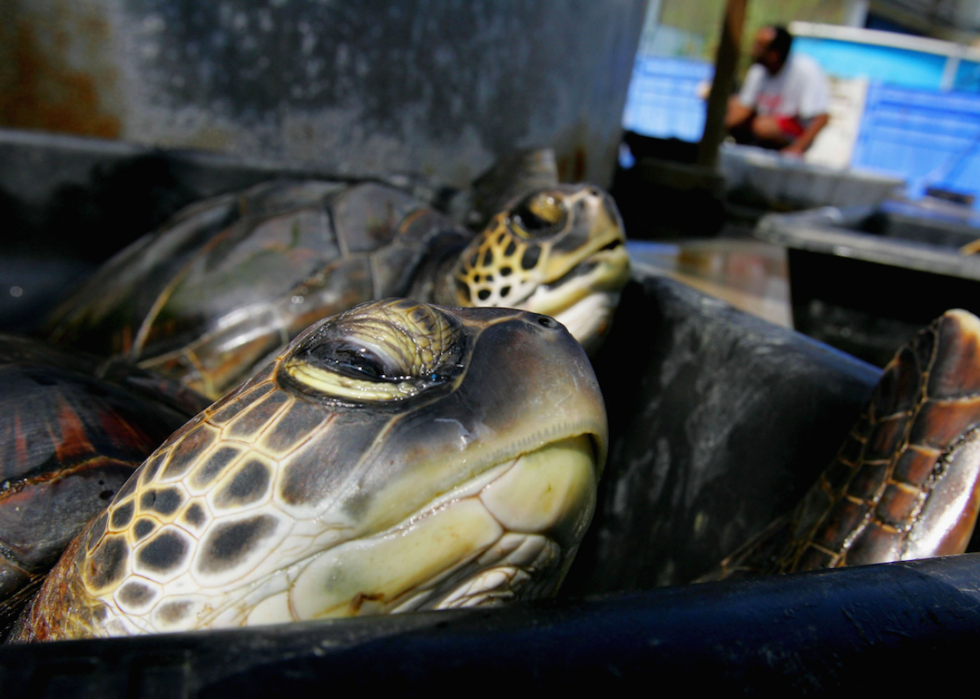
[
  {"left": 6, "top": 130, "right": 980, "bottom": 693},
  {"left": 758, "top": 200, "right": 980, "bottom": 366}
]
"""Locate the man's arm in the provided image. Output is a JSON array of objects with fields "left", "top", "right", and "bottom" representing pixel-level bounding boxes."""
[
  {"left": 785, "top": 58, "right": 831, "bottom": 156},
  {"left": 726, "top": 65, "right": 763, "bottom": 129},
  {"left": 782, "top": 113, "right": 828, "bottom": 156},
  {"left": 725, "top": 95, "right": 754, "bottom": 129}
]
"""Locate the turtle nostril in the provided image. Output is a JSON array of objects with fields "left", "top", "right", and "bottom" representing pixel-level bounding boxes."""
[{"left": 537, "top": 316, "right": 558, "bottom": 329}]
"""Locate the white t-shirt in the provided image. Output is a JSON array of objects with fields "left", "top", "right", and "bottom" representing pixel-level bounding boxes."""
[{"left": 738, "top": 54, "right": 830, "bottom": 120}]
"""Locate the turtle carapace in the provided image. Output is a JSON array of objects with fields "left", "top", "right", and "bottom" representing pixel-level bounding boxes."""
[{"left": 0, "top": 336, "right": 208, "bottom": 638}]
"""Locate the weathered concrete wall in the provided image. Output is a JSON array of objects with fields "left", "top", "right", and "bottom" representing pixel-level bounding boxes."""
[{"left": 0, "top": 0, "right": 647, "bottom": 187}]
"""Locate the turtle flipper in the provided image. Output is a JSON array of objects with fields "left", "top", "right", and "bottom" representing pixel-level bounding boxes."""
[
  {"left": 696, "top": 514, "right": 795, "bottom": 581},
  {"left": 705, "top": 310, "right": 980, "bottom": 581}
]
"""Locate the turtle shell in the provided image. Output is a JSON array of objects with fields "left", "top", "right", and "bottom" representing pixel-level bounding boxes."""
[
  {"left": 0, "top": 336, "right": 206, "bottom": 638},
  {"left": 45, "top": 180, "right": 470, "bottom": 399}
]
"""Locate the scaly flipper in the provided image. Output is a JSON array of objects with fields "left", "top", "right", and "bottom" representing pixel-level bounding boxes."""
[{"left": 703, "top": 309, "right": 980, "bottom": 580}]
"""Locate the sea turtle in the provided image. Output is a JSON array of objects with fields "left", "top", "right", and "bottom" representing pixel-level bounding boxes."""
[
  {"left": 12, "top": 298, "right": 607, "bottom": 641},
  {"left": 703, "top": 309, "right": 980, "bottom": 580},
  {"left": 44, "top": 166, "right": 629, "bottom": 400},
  {"left": 0, "top": 336, "right": 208, "bottom": 637}
]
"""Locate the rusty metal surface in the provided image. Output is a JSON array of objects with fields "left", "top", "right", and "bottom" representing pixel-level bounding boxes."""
[
  {"left": 0, "top": 0, "right": 646, "bottom": 188},
  {"left": 0, "top": 0, "right": 123, "bottom": 139}
]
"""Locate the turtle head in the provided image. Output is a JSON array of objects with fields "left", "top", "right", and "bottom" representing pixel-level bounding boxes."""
[
  {"left": 447, "top": 185, "right": 630, "bottom": 354},
  {"left": 31, "top": 299, "right": 606, "bottom": 638},
  {"left": 259, "top": 299, "right": 608, "bottom": 617}
]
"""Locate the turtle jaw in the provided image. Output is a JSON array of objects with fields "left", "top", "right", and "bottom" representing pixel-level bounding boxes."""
[
  {"left": 238, "top": 433, "right": 599, "bottom": 623},
  {"left": 514, "top": 243, "right": 631, "bottom": 354},
  {"left": 213, "top": 307, "right": 608, "bottom": 627}
]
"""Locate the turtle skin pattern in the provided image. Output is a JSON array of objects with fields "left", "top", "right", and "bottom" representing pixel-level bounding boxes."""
[
  {"left": 13, "top": 299, "right": 607, "bottom": 641},
  {"left": 11, "top": 372, "right": 334, "bottom": 640},
  {"left": 709, "top": 309, "right": 980, "bottom": 579}
]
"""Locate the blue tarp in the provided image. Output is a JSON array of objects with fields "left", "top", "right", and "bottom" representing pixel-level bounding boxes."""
[
  {"left": 852, "top": 83, "right": 980, "bottom": 205},
  {"left": 621, "top": 56, "right": 711, "bottom": 141}
]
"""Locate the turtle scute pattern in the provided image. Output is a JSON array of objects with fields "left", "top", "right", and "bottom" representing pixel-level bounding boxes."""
[
  {"left": 45, "top": 180, "right": 464, "bottom": 400},
  {"left": 710, "top": 309, "right": 980, "bottom": 579}
]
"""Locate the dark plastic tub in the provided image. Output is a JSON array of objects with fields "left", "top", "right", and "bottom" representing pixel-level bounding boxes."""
[
  {"left": 5, "top": 553, "right": 980, "bottom": 696},
  {"left": 7, "top": 130, "right": 980, "bottom": 694},
  {"left": 757, "top": 199, "right": 980, "bottom": 366},
  {"left": 720, "top": 144, "right": 905, "bottom": 212}
]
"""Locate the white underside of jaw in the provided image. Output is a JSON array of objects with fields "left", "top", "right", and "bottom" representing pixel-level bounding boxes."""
[
  {"left": 517, "top": 283, "right": 620, "bottom": 356},
  {"left": 391, "top": 532, "right": 561, "bottom": 613},
  {"left": 512, "top": 248, "right": 628, "bottom": 353},
  {"left": 101, "top": 436, "right": 596, "bottom": 635},
  {"left": 551, "top": 292, "right": 621, "bottom": 356},
  {"left": 273, "top": 434, "right": 596, "bottom": 622}
]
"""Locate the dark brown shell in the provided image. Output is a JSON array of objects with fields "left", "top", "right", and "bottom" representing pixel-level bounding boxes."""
[
  {"left": 44, "top": 180, "right": 470, "bottom": 398},
  {"left": 0, "top": 336, "right": 205, "bottom": 637},
  {"left": 707, "top": 310, "right": 980, "bottom": 580}
]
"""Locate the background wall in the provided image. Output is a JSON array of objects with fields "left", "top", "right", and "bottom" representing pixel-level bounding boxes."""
[
  {"left": 640, "top": 0, "right": 858, "bottom": 68},
  {"left": 0, "top": 0, "right": 648, "bottom": 187}
]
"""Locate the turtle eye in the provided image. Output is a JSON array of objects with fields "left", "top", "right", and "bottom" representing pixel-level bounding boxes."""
[
  {"left": 511, "top": 192, "right": 565, "bottom": 235},
  {"left": 307, "top": 341, "right": 405, "bottom": 383},
  {"left": 284, "top": 342, "right": 419, "bottom": 402},
  {"left": 281, "top": 299, "right": 465, "bottom": 403}
]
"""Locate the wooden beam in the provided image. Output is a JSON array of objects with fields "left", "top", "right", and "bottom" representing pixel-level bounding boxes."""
[{"left": 696, "top": 0, "right": 749, "bottom": 169}]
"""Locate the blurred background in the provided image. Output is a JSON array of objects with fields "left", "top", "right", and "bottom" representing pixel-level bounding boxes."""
[{"left": 623, "top": 0, "right": 980, "bottom": 202}]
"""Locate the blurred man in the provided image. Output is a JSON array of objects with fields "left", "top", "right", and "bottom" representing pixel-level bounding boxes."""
[{"left": 725, "top": 25, "right": 830, "bottom": 156}]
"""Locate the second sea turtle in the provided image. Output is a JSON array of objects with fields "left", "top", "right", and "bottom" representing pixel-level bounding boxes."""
[
  {"left": 703, "top": 309, "right": 980, "bottom": 579},
  {"left": 45, "top": 168, "right": 629, "bottom": 399}
]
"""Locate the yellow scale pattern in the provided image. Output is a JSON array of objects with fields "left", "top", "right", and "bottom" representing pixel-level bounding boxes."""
[
  {"left": 454, "top": 216, "right": 541, "bottom": 309},
  {"left": 76, "top": 368, "right": 335, "bottom": 634}
]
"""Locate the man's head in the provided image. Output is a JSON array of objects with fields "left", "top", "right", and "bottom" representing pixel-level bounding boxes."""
[{"left": 751, "top": 25, "right": 792, "bottom": 75}]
